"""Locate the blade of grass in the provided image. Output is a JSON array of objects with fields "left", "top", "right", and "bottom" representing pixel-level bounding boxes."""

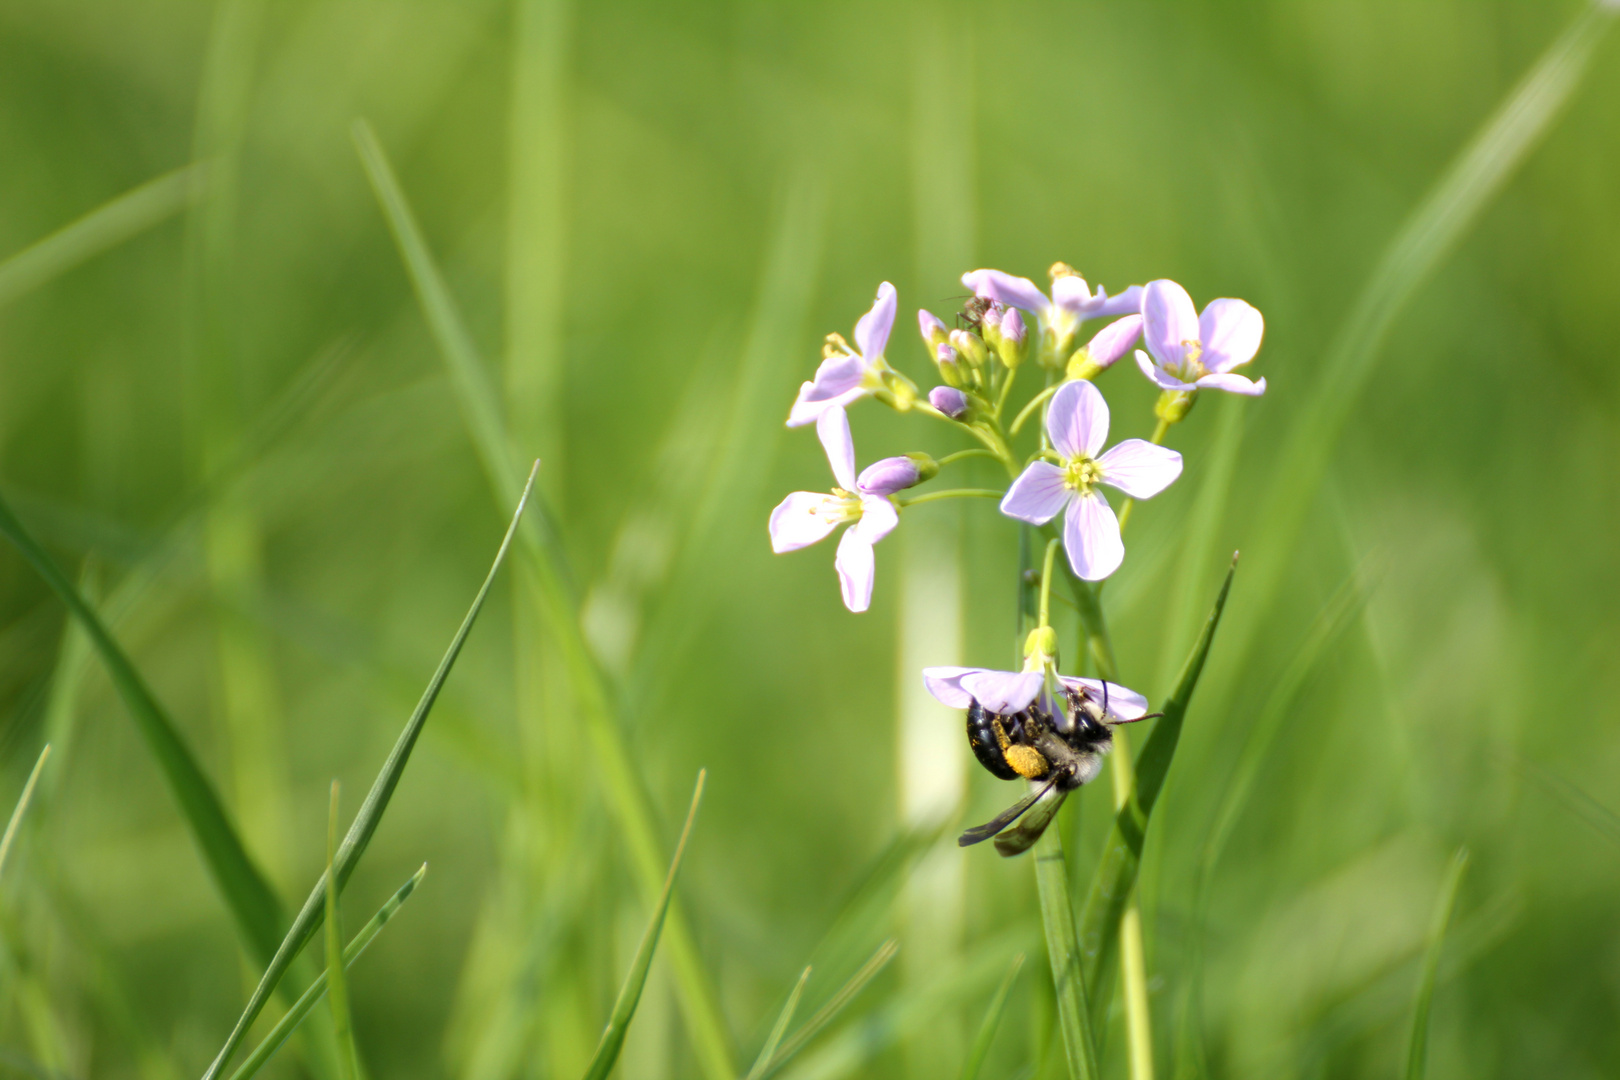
[
  {"left": 1034, "top": 830, "right": 1098, "bottom": 1080},
  {"left": 0, "top": 492, "right": 286, "bottom": 964},
  {"left": 200, "top": 462, "right": 537, "bottom": 1080},
  {"left": 753, "top": 939, "right": 899, "bottom": 1080},
  {"left": 958, "top": 954, "right": 1023, "bottom": 1080},
  {"left": 353, "top": 118, "right": 737, "bottom": 1080},
  {"left": 745, "top": 967, "right": 812, "bottom": 1080},
  {"left": 1405, "top": 848, "right": 1470, "bottom": 1080},
  {"left": 228, "top": 866, "right": 428, "bottom": 1080},
  {"left": 0, "top": 164, "right": 208, "bottom": 309},
  {"left": 1207, "top": 1, "right": 1617, "bottom": 735},
  {"left": 1078, "top": 559, "right": 1236, "bottom": 1028},
  {"left": 0, "top": 746, "right": 50, "bottom": 884},
  {"left": 1513, "top": 755, "right": 1620, "bottom": 850},
  {"left": 579, "top": 769, "right": 705, "bottom": 1080},
  {"left": 323, "top": 783, "right": 359, "bottom": 1080}
]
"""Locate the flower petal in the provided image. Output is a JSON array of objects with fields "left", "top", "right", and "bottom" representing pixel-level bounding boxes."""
[
  {"left": 1083, "top": 315, "right": 1143, "bottom": 370},
  {"left": 854, "top": 281, "right": 898, "bottom": 360},
  {"left": 1198, "top": 298, "right": 1264, "bottom": 373},
  {"left": 1195, "top": 372, "right": 1267, "bottom": 396},
  {"left": 816, "top": 406, "right": 857, "bottom": 490},
  {"left": 1142, "top": 279, "right": 1198, "bottom": 370},
  {"left": 834, "top": 527, "right": 876, "bottom": 612},
  {"left": 786, "top": 353, "right": 869, "bottom": 426},
  {"left": 768, "top": 492, "right": 839, "bottom": 552},
  {"left": 1096, "top": 439, "right": 1183, "bottom": 499},
  {"left": 1095, "top": 284, "right": 1144, "bottom": 319},
  {"left": 854, "top": 494, "right": 899, "bottom": 544},
  {"left": 999, "top": 461, "right": 1070, "bottom": 525},
  {"left": 962, "top": 669, "right": 1043, "bottom": 714},
  {"left": 1134, "top": 349, "right": 1198, "bottom": 392},
  {"left": 857, "top": 458, "right": 920, "bottom": 497},
  {"left": 961, "top": 269, "right": 1050, "bottom": 319},
  {"left": 1063, "top": 490, "right": 1123, "bottom": 581},
  {"left": 922, "top": 666, "right": 984, "bottom": 709},
  {"left": 1060, "top": 677, "right": 1150, "bottom": 722},
  {"left": 1046, "top": 379, "right": 1109, "bottom": 459},
  {"left": 1049, "top": 274, "right": 1097, "bottom": 315},
  {"left": 929, "top": 385, "right": 969, "bottom": 418}
]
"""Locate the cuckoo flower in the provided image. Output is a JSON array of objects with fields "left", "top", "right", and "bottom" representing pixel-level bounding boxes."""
[
  {"left": 769, "top": 409, "right": 902, "bottom": 612},
  {"left": 1000, "top": 380, "right": 1182, "bottom": 581},
  {"left": 1133, "top": 278, "right": 1266, "bottom": 396},
  {"left": 962, "top": 264, "right": 1143, "bottom": 362},
  {"left": 923, "top": 666, "right": 1150, "bottom": 726},
  {"left": 789, "top": 282, "right": 902, "bottom": 426}
]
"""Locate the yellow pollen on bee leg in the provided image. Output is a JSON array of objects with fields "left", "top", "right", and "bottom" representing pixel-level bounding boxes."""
[{"left": 1004, "top": 744, "right": 1050, "bottom": 780}]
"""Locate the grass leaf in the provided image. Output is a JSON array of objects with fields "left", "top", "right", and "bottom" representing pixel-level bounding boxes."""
[
  {"left": 1078, "top": 559, "right": 1236, "bottom": 1027},
  {"left": 353, "top": 117, "right": 738, "bottom": 1080},
  {"left": 755, "top": 940, "right": 900, "bottom": 1080},
  {"left": 324, "top": 783, "right": 360, "bottom": 1080},
  {"left": 579, "top": 769, "right": 706, "bottom": 1080},
  {"left": 1034, "top": 831, "right": 1099, "bottom": 1080},
  {"left": 0, "top": 164, "right": 207, "bottom": 309},
  {"left": 200, "top": 462, "right": 537, "bottom": 1080},
  {"left": 957, "top": 953, "right": 1023, "bottom": 1080},
  {"left": 0, "top": 746, "right": 50, "bottom": 884},
  {"left": 746, "top": 967, "right": 812, "bottom": 1080},
  {"left": 0, "top": 492, "right": 286, "bottom": 964},
  {"left": 228, "top": 866, "right": 428, "bottom": 1080},
  {"left": 1406, "top": 848, "right": 1470, "bottom": 1080}
]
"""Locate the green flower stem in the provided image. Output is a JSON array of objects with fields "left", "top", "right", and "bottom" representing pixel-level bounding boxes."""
[
  {"left": 1037, "top": 538, "right": 1061, "bottom": 630},
  {"left": 1009, "top": 383, "right": 1060, "bottom": 436},
  {"left": 937, "top": 448, "right": 1002, "bottom": 468},
  {"left": 993, "top": 363, "right": 1021, "bottom": 420},
  {"left": 893, "top": 488, "right": 1005, "bottom": 509}
]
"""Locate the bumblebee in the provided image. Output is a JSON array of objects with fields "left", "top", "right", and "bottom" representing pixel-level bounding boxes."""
[{"left": 960, "top": 681, "right": 1148, "bottom": 856}]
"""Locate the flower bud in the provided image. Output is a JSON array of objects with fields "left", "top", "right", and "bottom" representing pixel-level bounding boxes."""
[
  {"left": 858, "top": 453, "right": 936, "bottom": 496},
  {"left": 949, "top": 329, "right": 989, "bottom": 370},
  {"left": 1154, "top": 387, "right": 1197, "bottom": 425},
  {"left": 994, "top": 308, "right": 1029, "bottom": 369},
  {"left": 1066, "top": 314, "right": 1142, "bottom": 380},
  {"left": 918, "top": 309, "right": 949, "bottom": 352},
  {"left": 934, "top": 343, "right": 964, "bottom": 387},
  {"left": 1023, "top": 625, "right": 1058, "bottom": 665},
  {"left": 929, "top": 385, "right": 970, "bottom": 419}
]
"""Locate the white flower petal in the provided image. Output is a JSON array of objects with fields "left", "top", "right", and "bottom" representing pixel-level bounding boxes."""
[
  {"left": 1134, "top": 349, "right": 1198, "bottom": 392},
  {"left": 834, "top": 527, "right": 877, "bottom": 612},
  {"left": 1198, "top": 298, "right": 1264, "bottom": 373},
  {"left": 769, "top": 492, "right": 839, "bottom": 552},
  {"left": 961, "top": 269, "right": 1051, "bottom": 320},
  {"left": 1046, "top": 379, "right": 1109, "bottom": 459},
  {"left": 1142, "top": 279, "right": 1198, "bottom": 370},
  {"left": 1061, "top": 677, "right": 1150, "bottom": 722},
  {"left": 1097, "top": 439, "right": 1183, "bottom": 499},
  {"left": 786, "top": 353, "right": 869, "bottom": 427},
  {"left": 962, "top": 669, "right": 1043, "bottom": 714},
  {"left": 922, "top": 666, "right": 983, "bottom": 709},
  {"left": 1000, "top": 461, "right": 1070, "bottom": 525},
  {"left": 853, "top": 281, "right": 898, "bottom": 360},
  {"left": 1063, "top": 490, "right": 1123, "bottom": 581},
  {"left": 1095, "top": 284, "right": 1144, "bottom": 319},
  {"left": 1195, "top": 372, "right": 1267, "bottom": 396},
  {"left": 816, "top": 406, "right": 857, "bottom": 490},
  {"left": 854, "top": 494, "right": 899, "bottom": 544},
  {"left": 1049, "top": 274, "right": 1097, "bottom": 315}
]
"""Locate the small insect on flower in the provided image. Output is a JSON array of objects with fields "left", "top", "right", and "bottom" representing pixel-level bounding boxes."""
[{"left": 923, "top": 667, "right": 1154, "bottom": 855}]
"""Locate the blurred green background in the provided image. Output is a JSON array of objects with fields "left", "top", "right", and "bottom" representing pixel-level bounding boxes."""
[{"left": 0, "top": 1, "right": 1617, "bottom": 1078}]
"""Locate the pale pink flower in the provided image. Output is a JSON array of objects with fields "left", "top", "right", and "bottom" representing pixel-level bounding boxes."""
[
  {"left": 788, "top": 283, "right": 898, "bottom": 427},
  {"left": 1133, "top": 279, "right": 1266, "bottom": 396}
]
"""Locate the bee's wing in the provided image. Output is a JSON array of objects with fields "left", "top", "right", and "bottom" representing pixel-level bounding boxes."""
[
  {"left": 958, "top": 777, "right": 1062, "bottom": 848},
  {"left": 991, "top": 785, "right": 1070, "bottom": 857}
]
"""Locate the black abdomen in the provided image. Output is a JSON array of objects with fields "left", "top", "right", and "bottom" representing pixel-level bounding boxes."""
[{"left": 966, "top": 700, "right": 1020, "bottom": 780}]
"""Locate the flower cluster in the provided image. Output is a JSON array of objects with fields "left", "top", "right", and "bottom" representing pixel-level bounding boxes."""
[{"left": 769, "top": 263, "right": 1265, "bottom": 609}]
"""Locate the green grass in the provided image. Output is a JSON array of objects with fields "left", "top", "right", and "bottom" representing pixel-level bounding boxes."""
[{"left": 0, "top": 2, "right": 1616, "bottom": 1079}]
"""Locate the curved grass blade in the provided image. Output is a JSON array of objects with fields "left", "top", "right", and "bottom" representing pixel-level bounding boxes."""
[
  {"left": 0, "top": 746, "right": 50, "bottom": 884},
  {"left": 1034, "top": 831, "right": 1098, "bottom": 1080},
  {"left": 754, "top": 940, "right": 899, "bottom": 1080},
  {"left": 745, "top": 967, "right": 811, "bottom": 1080},
  {"left": 200, "top": 462, "right": 537, "bottom": 1080},
  {"left": 228, "top": 866, "right": 428, "bottom": 1080},
  {"left": 1406, "top": 848, "right": 1469, "bottom": 1080},
  {"left": 0, "top": 164, "right": 208, "bottom": 309},
  {"left": 323, "top": 784, "right": 359, "bottom": 1080},
  {"left": 353, "top": 118, "right": 737, "bottom": 1080},
  {"left": 580, "top": 770, "right": 706, "bottom": 1080},
  {"left": 958, "top": 953, "right": 1022, "bottom": 1080},
  {"left": 0, "top": 492, "right": 286, "bottom": 965},
  {"left": 1078, "top": 559, "right": 1236, "bottom": 1028}
]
